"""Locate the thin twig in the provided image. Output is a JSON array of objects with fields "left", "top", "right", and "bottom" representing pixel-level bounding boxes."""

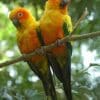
[
  {"left": 80, "top": 63, "right": 100, "bottom": 73},
  {"left": 70, "top": 7, "right": 88, "bottom": 35},
  {"left": 90, "top": 63, "right": 100, "bottom": 67},
  {"left": 0, "top": 31, "right": 100, "bottom": 68}
]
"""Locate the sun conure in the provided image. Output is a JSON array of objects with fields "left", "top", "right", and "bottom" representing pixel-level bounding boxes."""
[
  {"left": 9, "top": 7, "right": 57, "bottom": 100},
  {"left": 40, "top": 0, "right": 73, "bottom": 100}
]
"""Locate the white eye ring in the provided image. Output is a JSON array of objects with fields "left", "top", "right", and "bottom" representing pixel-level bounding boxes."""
[{"left": 17, "top": 12, "right": 23, "bottom": 17}]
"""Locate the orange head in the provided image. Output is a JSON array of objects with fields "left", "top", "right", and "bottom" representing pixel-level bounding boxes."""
[
  {"left": 47, "top": 0, "right": 70, "bottom": 8},
  {"left": 60, "top": 0, "right": 70, "bottom": 8},
  {"left": 9, "top": 7, "right": 36, "bottom": 29}
]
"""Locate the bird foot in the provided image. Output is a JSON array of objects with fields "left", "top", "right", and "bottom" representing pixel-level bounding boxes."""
[
  {"left": 22, "top": 54, "right": 29, "bottom": 62},
  {"left": 35, "top": 46, "right": 46, "bottom": 56},
  {"left": 56, "top": 39, "right": 65, "bottom": 47}
]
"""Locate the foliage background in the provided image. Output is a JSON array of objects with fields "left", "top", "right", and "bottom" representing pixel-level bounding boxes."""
[{"left": 0, "top": 0, "right": 100, "bottom": 100}]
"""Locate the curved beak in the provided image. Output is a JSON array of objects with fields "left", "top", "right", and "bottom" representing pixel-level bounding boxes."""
[
  {"left": 11, "top": 18, "right": 21, "bottom": 28},
  {"left": 60, "top": 0, "right": 70, "bottom": 8}
]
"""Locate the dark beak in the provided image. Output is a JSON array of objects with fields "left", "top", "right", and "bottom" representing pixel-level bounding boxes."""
[
  {"left": 60, "top": 0, "right": 70, "bottom": 8},
  {"left": 12, "top": 19, "right": 21, "bottom": 28}
]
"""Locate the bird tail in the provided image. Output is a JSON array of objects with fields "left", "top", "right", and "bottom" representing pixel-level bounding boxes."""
[
  {"left": 62, "top": 66, "right": 72, "bottom": 100},
  {"left": 63, "top": 42, "right": 72, "bottom": 100},
  {"left": 42, "top": 68, "right": 57, "bottom": 100},
  {"left": 63, "top": 82, "right": 72, "bottom": 100},
  {"left": 27, "top": 61, "right": 57, "bottom": 100}
]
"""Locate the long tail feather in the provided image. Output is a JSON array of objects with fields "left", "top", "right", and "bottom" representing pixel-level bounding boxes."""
[
  {"left": 47, "top": 42, "right": 72, "bottom": 100},
  {"left": 27, "top": 61, "right": 57, "bottom": 100},
  {"left": 63, "top": 42, "right": 72, "bottom": 100}
]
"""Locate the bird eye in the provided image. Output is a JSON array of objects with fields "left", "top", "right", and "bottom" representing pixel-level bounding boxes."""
[{"left": 17, "top": 12, "right": 23, "bottom": 17}]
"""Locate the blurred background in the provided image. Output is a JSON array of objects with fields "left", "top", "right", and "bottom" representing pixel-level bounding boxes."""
[{"left": 0, "top": 0, "right": 100, "bottom": 100}]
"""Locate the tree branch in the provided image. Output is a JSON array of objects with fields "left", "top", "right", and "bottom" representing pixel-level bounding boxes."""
[
  {"left": 90, "top": 63, "right": 100, "bottom": 67},
  {"left": 80, "top": 63, "right": 100, "bottom": 73},
  {"left": 0, "top": 31, "right": 100, "bottom": 68}
]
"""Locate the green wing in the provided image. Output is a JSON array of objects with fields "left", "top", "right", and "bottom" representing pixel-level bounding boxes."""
[
  {"left": 63, "top": 15, "right": 73, "bottom": 36},
  {"left": 63, "top": 21, "right": 70, "bottom": 35}
]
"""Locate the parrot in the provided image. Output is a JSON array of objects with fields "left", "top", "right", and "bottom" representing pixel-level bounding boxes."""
[
  {"left": 40, "top": 0, "right": 73, "bottom": 100},
  {"left": 9, "top": 7, "right": 57, "bottom": 100}
]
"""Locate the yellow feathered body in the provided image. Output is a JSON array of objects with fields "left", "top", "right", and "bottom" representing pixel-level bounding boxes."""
[{"left": 40, "top": 0, "right": 73, "bottom": 100}]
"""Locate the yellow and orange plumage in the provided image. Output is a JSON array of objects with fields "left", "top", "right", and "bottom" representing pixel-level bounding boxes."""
[
  {"left": 40, "top": 0, "right": 73, "bottom": 100},
  {"left": 40, "top": 0, "right": 72, "bottom": 55},
  {"left": 9, "top": 7, "right": 57, "bottom": 100}
]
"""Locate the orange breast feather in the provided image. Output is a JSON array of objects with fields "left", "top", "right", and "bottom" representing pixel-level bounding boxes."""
[
  {"left": 17, "top": 29, "right": 44, "bottom": 62},
  {"left": 40, "top": 11, "right": 66, "bottom": 56}
]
